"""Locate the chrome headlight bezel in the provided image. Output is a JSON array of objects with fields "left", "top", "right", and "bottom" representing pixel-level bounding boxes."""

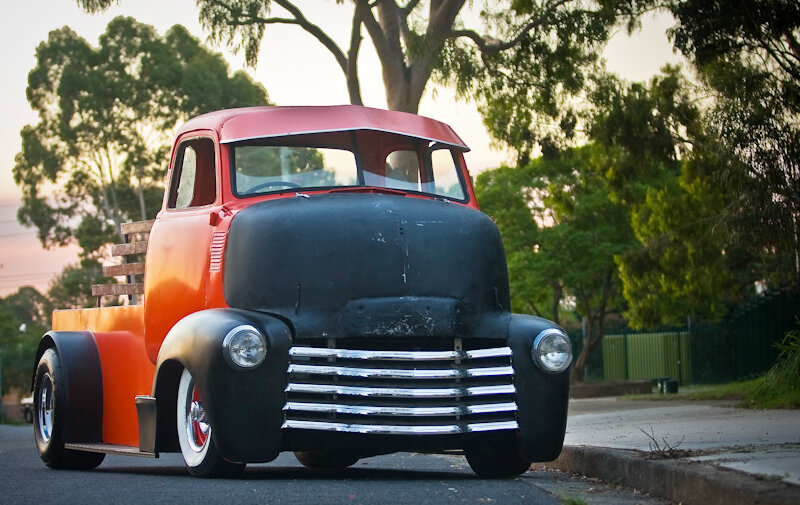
[
  {"left": 532, "top": 328, "right": 573, "bottom": 373},
  {"left": 222, "top": 325, "right": 267, "bottom": 368}
]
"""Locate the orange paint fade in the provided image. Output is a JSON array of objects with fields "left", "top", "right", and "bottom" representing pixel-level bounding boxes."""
[{"left": 53, "top": 306, "right": 153, "bottom": 447}]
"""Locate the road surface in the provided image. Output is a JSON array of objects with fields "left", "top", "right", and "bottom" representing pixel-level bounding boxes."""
[{"left": 0, "top": 424, "right": 671, "bottom": 505}]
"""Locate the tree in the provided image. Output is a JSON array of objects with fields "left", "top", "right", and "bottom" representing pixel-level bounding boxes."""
[
  {"left": 476, "top": 146, "right": 636, "bottom": 381},
  {"left": 47, "top": 259, "right": 109, "bottom": 310},
  {"left": 0, "top": 288, "right": 50, "bottom": 395},
  {"left": 668, "top": 0, "right": 800, "bottom": 283},
  {"left": 585, "top": 66, "right": 751, "bottom": 328},
  {"left": 14, "top": 17, "right": 269, "bottom": 308},
  {"left": 14, "top": 17, "right": 269, "bottom": 259},
  {"left": 78, "top": 1, "right": 649, "bottom": 133}
]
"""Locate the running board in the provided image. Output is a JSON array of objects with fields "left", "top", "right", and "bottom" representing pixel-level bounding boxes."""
[{"left": 65, "top": 443, "right": 157, "bottom": 458}]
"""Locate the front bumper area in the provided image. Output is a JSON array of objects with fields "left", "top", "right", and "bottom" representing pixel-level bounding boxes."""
[{"left": 152, "top": 309, "right": 569, "bottom": 464}]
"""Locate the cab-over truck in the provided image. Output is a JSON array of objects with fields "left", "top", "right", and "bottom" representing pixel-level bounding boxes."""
[{"left": 32, "top": 105, "right": 572, "bottom": 478}]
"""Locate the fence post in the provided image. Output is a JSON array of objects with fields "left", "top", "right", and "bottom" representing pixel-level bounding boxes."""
[
  {"left": 677, "top": 330, "right": 683, "bottom": 385},
  {"left": 623, "top": 327, "right": 629, "bottom": 380}
]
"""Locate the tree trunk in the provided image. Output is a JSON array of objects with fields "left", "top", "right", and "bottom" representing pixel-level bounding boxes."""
[
  {"left": 364, "top": 0, "right": 463, "bottom": 114},
  {"left": 571, "top": 314, "right": 607, "bottom": 383},
  {"left": 385, "top": 79, "right": 425, "bottom": 114},
  {"left": 550, "top": 282, "right": 563, "bottom": 326}
]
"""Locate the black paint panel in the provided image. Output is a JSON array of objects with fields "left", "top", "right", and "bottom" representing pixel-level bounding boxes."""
[
  {"left": 224, "top": 194, "right": 511, "bottom": 340},
  {"left": 35, "top": 332, "right": 103, "bottom": 444},
  {"left": 153, "top": 309, "right": 292, "bottom": 463},
  {"left": 508, "top": 314, "right": 571, "bottom": 462}
]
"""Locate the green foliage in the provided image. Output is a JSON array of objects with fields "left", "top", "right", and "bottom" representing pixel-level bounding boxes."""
[
  {"left": 76, "top": 0, "right": 117, "bottom": 13},
  {"left": 669, "top": 0, "right": 800, "bottom": 284},
  {"left": 616, "top": 156, "right": 734, "bottom": 327},
  {"left": 476, "top": 145, "right": 637, "bottom": 380},
  {"left": 14, "top": 17, "right": 269, "bottom": 259},
  {"left": 475, "top": 164, "right": 555, "bottom": 319},
  {"left": 438, "top": 1, "right": 654, "bottom": 162},
  {"left": 197, "top": 0, "right": 273, "bottom": 68},
  {"left": 80, "top": 1, "right": 654, "bottom": 120},
  {"left": 742, "top": 330, "right": 800, "bottom": 409},
  {"left": 47, "top": 259, "right": 109, "bottom": 310},
  {"left": 0, "top": 287, "right": 52, "bottom": 329},
  {"left": 584, "top": 67, "right": 748, "bottom": 328},
  {"left": 0, "top": 288, "right": 49, "bottom": 395}
]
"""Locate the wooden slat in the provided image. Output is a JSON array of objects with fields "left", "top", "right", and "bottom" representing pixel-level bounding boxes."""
[
  {"left": 111, "top": 241, "right": 148, "bottom": 256},
  {"left": 120, "top": 220, "right": 154, "bottom": 235},
  {"left": 91, "top": 283, "right": 144, "bottom": 297},
  {"left": 102, "top": 262, "right": 145, "bottom": 277}
]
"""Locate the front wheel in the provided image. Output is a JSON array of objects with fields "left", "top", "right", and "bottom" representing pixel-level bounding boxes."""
[
  {"left": 465, "top": 433, "right": 531, "bottom": 478},
  {"left": 33, "top": 348, "right": 105, "bottom": 469},
  {"left": 176, "top": 368, "right": 245, "bottom": 478}
]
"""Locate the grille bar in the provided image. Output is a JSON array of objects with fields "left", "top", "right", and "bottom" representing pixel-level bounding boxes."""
[
  {"left": 288, "top": 363, "right": 513, "bottom": 379},
  {"left": 289, "top": 346, "right": 512, "bottom": 361},
  {"left": 285, "top": 383, "right": 515, "bottom": 399},
  {"left": 284, "top": 401, "right": 518, "bottom": 417},
  {"left": 282, "top": 419, "right": 519, "bottom": 435}
]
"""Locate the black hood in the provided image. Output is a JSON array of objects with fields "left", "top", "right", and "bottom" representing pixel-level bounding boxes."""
[{"left": 224, "top": 193, "right": 511, "bottom": 340}]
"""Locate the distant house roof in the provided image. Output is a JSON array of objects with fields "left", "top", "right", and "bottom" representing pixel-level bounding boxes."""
[{"left": 176, "top": 105, "right": 469, "bottom": 151}]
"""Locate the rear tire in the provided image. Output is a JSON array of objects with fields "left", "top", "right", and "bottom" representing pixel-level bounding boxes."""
[
  {"left": 176, "top": 368, "right": 245, "bottom": 478},
  {"left": 465, "top": 433, "right": 530, "bottom": 478},
  {"left": 33, "top": 348, "right": 105, "bottom": 470},
  {"left": 294, "top": 451, "right": 360, "bottom": 469}
]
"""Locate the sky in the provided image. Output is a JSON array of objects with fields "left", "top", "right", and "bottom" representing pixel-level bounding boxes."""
[{"left": 0, "top": 1, "right": 683, "bottom": 296}]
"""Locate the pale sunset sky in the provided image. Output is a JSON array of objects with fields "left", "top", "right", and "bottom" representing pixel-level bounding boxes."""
[{"left": 0, "top": 1, "right": 683, "bottom": 296}]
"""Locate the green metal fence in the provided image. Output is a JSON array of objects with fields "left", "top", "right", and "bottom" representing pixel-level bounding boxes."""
[
  {"left": 576, "top": 284, "right": 800, "bottom": 385},
  {"left": 601, "top": 330, "right": 691, "bottom": 385},
  {"left": 692, "top": 284, "right": 800, "bottom": 383}
]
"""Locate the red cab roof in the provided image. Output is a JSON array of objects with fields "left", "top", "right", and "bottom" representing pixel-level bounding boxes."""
[{"left": 176, "top": 105, "right": 469, "bottom": 150}]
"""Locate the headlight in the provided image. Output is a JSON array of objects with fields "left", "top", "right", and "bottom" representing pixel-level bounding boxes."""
[
  {"left": 223, "top": 325, "right": 267, "bottom": 368},
  {"left": 532, "top": 328, "right": 572, "bottom": 373}
]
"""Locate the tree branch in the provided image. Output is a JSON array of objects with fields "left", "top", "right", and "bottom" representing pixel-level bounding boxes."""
[
  {"left": 448, "top": 0, "right": 571, "bottom": 54},
  {"left": 273, "top": 0, "right": 349, "bottom": 73},
  {"left": 401, "top": 0, "right": 422, "bottom": 18},
  {"left": 346, "top": 0, "right": 368, "bottom": 105},
  {"left": 398, "top": 0, "right": 422, "bottom": 44},
  {"left": 784, "top": 31, "right": 800, "bottom": 63},
  {"left": 363, "top": 1, "right": 409, "bottom": 108},
  {"left": 362, "top": 3, "right": 394, "bottom": 65}
]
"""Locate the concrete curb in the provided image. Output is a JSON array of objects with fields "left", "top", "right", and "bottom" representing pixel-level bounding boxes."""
[{"left": 533, "top": 445, "right": 800, "bottom": 505}]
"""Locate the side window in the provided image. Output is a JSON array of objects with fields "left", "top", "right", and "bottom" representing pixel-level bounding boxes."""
[
  {"left": 168, "top": 138, "right": 217, "bottom": 209},
  {"left": 430, "top": 149, "right": 466, "bottom": 200},
  {"left": 383, "top": 150, "right": 421, "bottom": 191}
]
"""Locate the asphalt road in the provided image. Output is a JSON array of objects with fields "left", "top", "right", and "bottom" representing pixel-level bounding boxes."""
[{"left": 0, "top": 425, "right": 671, "bottom": 505}]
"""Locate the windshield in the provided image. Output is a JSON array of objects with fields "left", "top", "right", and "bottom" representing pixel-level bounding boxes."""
[{"left": 231, "top": 133, "right": 467, "bottom": 201}]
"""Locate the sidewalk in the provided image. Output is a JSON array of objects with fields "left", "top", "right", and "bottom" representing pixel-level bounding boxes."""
[{"left": 535, "top": 397, "right": 800, "bottom": 505}]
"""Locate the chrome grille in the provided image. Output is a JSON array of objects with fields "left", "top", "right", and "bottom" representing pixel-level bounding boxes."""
[{"left": 282, "top": 341, "right": 518, "bottom": 435}]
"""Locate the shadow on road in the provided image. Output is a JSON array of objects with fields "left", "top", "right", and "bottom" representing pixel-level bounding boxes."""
[{"left": 96, "top": 464, "right": 476, "bottom": 481}]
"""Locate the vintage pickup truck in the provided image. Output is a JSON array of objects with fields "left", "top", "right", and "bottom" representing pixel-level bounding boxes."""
[{"left": 32, "top": 105, "right": 572, "bottom": 478}]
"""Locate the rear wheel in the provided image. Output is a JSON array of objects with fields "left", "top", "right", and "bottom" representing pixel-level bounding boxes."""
[
  {"left": 176, "top": 368, "right": 245, "bottom": 478},
  {"left": 33, "top": 348, "right": 105, "bottom": 470},
  {"left": 465, "top": 433, "right": 531, "bottom": 478},
  {"left": 294, "top": 451, "right": 360, "bottom": 469}
]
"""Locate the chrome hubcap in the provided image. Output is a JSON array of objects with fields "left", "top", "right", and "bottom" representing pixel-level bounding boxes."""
[
  {"left": 186, "top": 384, "right": 209, "bottom": 452},
  {"left": 38, "top": 372, "right": 54, "bottom": 443}
]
